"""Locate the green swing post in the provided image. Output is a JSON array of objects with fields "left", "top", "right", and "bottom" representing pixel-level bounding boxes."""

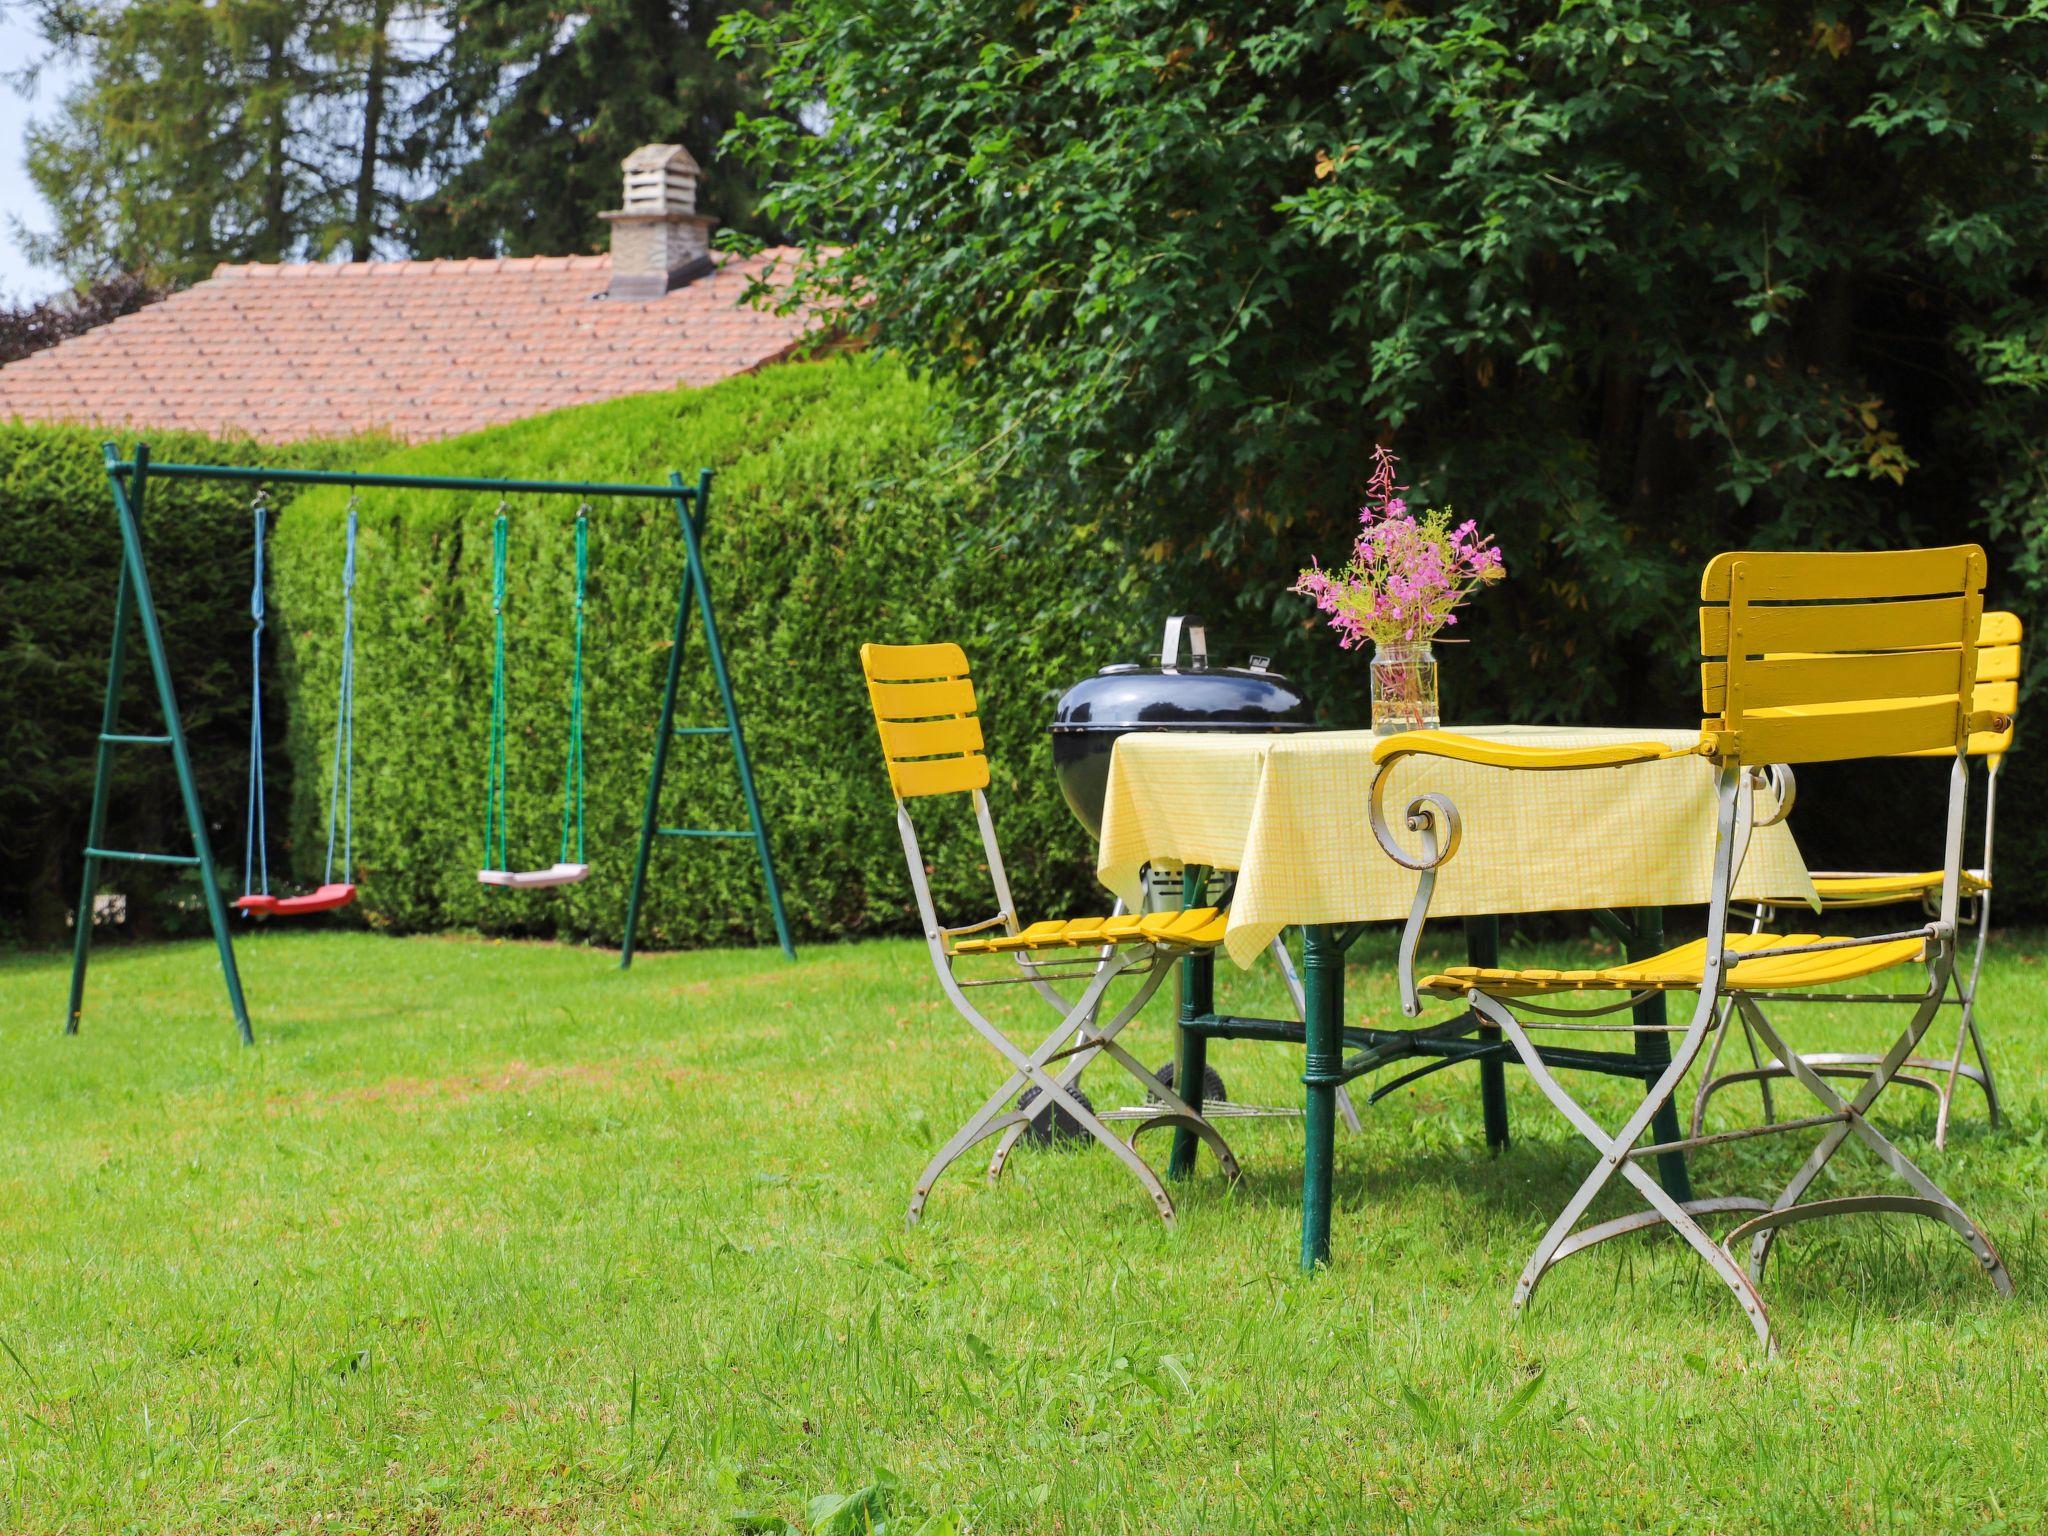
[
  {"left": 68, "top": 443, "right": 254, "bottom": 1045},
  {"left": 620, "top": 471, "right": 794, "bottom": 965}
]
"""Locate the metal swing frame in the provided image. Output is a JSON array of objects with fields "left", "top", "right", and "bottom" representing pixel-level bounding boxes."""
[
  {"left": 66, "top": 443, "right": 790, "bottom": 1047},
  {"left": 1368, "top": 546, "right": 2016, "bottom": 1353}
]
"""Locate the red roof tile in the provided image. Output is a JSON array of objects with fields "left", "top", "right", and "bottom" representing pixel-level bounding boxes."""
[{"left": 0, "top": 250, "right": 817, "bottom": 443}]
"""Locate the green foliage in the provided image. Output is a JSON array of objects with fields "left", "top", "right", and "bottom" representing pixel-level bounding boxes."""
[
  {"left": 18, "top": 0, "right": 795, "bottom": 286},
  {"left": 21, "top": 0, "right": 446, "bottom": 281},
  {"left": 0, "top": 424, "right": 372, "bottom": 940},
  {"left": 270, "top": 356, "right": 1161, "bottom": 948},
  {"left": 0, "top": 274, "right": 165, "bottom": 364},
  {"left": 407, "top": 0, "right": 794, "bottom": 259},
  {"left": 721, "top": 0, "right": 2048, "bottom": 904}
]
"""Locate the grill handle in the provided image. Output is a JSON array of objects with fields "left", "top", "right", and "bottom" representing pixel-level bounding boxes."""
[{"left": 1160, "top": 614, "right": 1208, "bottom": 673}]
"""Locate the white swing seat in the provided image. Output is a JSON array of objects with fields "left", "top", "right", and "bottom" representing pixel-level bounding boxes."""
[{"left": 478, "top": 863, "right": 591, "bottom": 890}]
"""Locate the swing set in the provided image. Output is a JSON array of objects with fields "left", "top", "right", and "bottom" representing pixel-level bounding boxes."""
[{"left": 66, "top": 442, "right": 793, "bottom": 1047}]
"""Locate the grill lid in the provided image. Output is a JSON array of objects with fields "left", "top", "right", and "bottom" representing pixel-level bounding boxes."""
[{"left": 1050, "top": 616, "right": 1312, "bottom": 734}]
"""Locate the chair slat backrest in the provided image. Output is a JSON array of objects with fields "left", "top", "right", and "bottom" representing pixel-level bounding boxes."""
[
  {"left": 1910, "top": 610, "right": 2022, "bottom": 759},
  {"left": 1697, "top": 547, "right": 1989, "bottom": 766},
  {"left": 860, "top": 642, "right": 992, "bottom": 798}
]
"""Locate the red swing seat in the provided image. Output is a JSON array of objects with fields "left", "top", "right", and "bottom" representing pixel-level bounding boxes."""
[{"left": 235, "top": 882, "right": 358, "bottom": 917}]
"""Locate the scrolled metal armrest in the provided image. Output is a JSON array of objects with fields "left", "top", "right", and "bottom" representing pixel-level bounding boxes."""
[
  {"left": 1747, "top": 763, "right": 1797, "bottom": 829},
  {"left": 1369, "top": 761, "right": 1466, "bottom": 1015},
  {"left": 1369, "top": 763, "right": 1465, "bottom": 873}
]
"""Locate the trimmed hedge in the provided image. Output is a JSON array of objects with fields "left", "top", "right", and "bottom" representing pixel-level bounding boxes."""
[
  {"left": 271, "top": 356, "right": 1173, "bottom": 947},
  {"left": 15, "top": 362, "right": 2035, "bottom": 951},
  {"left": 0, "top": 424, "right": 373, "bottom": 941}
]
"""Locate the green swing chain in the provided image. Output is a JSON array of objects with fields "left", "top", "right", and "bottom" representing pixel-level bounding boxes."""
[
  {"left": 559, "top": 506, "right": 589, "bottom": 866},
  {"left": 483, "top": 503, "right": 588, "bottom": 875},
  {"left": 483, "top": 504, "right": 511, "bottom": 873}
]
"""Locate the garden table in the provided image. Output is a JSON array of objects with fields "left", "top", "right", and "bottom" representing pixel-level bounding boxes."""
[{"left": 1095, "top": 725, "right": 1820, "bottom": 1269}]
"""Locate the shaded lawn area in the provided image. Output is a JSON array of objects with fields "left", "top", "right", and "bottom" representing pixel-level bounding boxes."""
[{"left": 1, "top": 927, "right": 2046, "bottom": 1533}]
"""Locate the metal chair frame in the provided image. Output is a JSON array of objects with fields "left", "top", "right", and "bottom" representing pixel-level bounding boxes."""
[
  {"left": 1691, "top": 750, "right": 2005, "bottom": 1148},
  {"left": 1368, "top": 548, "right": 2016, "bottom": 1352},
  {"left": 1089, "top": 871, "right": 1363, "bottom": 1134},
  {"left": 891, "top": 788, "right": 1241, "bottom": 1225}
]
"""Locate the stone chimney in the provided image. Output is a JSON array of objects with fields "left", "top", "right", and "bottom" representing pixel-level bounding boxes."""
[{"left": 601, "top": 144, "right": 717, "bottom": 300}]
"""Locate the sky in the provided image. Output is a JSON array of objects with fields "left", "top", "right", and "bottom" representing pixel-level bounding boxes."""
[{"left": 0, "top": 6, "right": 75, "bottom": 303}]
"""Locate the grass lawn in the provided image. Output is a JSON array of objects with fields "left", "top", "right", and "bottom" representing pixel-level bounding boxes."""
[{"left": 1, "top": 926, "right": 2045, "bottom": 1533}]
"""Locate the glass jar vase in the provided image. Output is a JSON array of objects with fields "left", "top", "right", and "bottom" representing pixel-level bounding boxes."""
[{"left": 1370, "top": 641, "right": 1440, "bottom": 735}]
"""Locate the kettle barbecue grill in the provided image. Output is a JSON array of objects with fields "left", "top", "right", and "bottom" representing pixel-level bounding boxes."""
[
  {"left": 1050, "top": 615, "right": 1315, "bottom": 838},
  {"left": 1037, "top": 616, "right": 1361, "bottom": 1138}
]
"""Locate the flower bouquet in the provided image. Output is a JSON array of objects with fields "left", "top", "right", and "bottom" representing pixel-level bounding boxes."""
[{"left": 1292, "top": 448, "right": 1504, "bottom": 734}]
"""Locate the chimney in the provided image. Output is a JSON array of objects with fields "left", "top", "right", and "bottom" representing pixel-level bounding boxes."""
[{"left": 601, "top": 144, "right": 717, "bottom": 300}]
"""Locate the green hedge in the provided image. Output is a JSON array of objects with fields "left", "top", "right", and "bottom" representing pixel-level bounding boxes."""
[
  {"left": 0, "top": 424, "right": 373, "bottom": 941},
  {"left": 270, "top": 356, "right": 1172, "bottom": 948}
]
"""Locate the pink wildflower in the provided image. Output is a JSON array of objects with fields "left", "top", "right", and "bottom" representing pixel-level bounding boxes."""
[{"left": 1293, "top": 448, "right": 1504, "bottom": 649}]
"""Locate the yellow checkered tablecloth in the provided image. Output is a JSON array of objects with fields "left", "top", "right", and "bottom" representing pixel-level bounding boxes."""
[{"left": 1097, "top": 725, "right": 1820, "bottom": 968}]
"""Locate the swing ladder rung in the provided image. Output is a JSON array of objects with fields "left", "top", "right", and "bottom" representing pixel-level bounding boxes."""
[
  {"left": 672, "top": 724, "right": 732, "bottom": 737},
  {"left": 84, "top": 846, "right": 202, "bottom": 867},
  {"left": 657, "top": 826, "right": 753, "bottom": 840},
  {"left": 99, "top": 732, "right": 173, "bottom": 746}
]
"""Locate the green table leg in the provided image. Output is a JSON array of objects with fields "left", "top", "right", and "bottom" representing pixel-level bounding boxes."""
[
  {"left": 1168, "top": 866, "right": 1212, "bottom": 1180},
  {"left": 1168, "top": 950, "right": 1213, "bottom": 1180},
  {"left": 1300, "top": 922, "right": 1343, "bottom": 1270},
  {"left": 1624, "top": 907, "right": 1693, "bottom": 1201},
  {"left": 1465, "top": 915, "right": 1510, "bottom": 1153}
]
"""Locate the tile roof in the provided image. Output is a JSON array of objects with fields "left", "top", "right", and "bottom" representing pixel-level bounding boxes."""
[{"left": 0, "top": 250, "right": 817, "bottom": 443}]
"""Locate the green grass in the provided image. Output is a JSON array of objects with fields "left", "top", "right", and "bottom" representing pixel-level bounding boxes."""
[{"left": 2, "top": 927, "right": 2046, "bottom": 1533}]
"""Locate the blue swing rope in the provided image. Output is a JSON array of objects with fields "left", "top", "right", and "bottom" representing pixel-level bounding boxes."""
[
  {"left": 243, "top": 487, "right": 358, "bottom": 900},
  {"left": 243, "top": 491, "right": 271, "bottom": 900}
]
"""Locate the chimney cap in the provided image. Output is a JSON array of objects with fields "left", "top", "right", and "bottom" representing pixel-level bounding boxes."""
[
  {"left": 614, "top": 143, "right": 701, "bottom": 216},
  {"left": 623, "top": 142, "right": 700, "bottom": 174}
]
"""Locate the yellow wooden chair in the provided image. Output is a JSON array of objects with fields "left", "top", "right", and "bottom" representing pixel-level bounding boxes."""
[
  {"left": 1366, "top": 547, "right": 2015, "bottom": 1352},
  {"left": 1690, "top": 613, "right": 2020, "bottom": 1147},
  {"left": 860, "top": 642, "right": 1240, "bottom": 1225}
]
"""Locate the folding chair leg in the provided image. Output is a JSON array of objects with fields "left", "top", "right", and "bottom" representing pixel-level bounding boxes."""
[
  {"left": 1690, "top": 999, "right": 1785, "bottom": 1139},
  {"left": 1935, "top": 962, "right": 2000, "bottom": 1147},
  {"left": 1104, "top": 1036, "right": 1242, "bottom": 1182},
  {"left": 984, "top": 934, "right": 1123, "bottom": 1185},
  {"left": 1474, "top": 992, "right": 1777, "bottom": 1352},
  {"left": 1688, "top": 907, "right": 1776, "bottom": 1139},
  {"left": 1696, "top": 915, "right": 2002, "bottom": 1150},
  {"left": 1962, "top": 1007, "right": 2001, "bottom": 1132},
  {"left": 911, "top": 1104, "right": 1037, "bottom": 1220},
  {"left": 1688, "top": 999, "right": 1735, "bottom": 1141},
  {"left": 910, "top": 954, "right": 1178, "bottom": 1225},
  {"left": 982, "top": 960, "right": 1242, "bottom": 1188},
  {"left": 1733, "top": 995, "right": 2012, "bottom": 1296}
]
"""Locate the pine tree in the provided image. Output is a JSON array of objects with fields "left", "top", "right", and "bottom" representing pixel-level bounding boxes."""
[
  {"left": 405, "top": 0, "right": 790, "bottom": 259},
  {"left": 20, "top": 0, "right": 445, "bottom": 284}
]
